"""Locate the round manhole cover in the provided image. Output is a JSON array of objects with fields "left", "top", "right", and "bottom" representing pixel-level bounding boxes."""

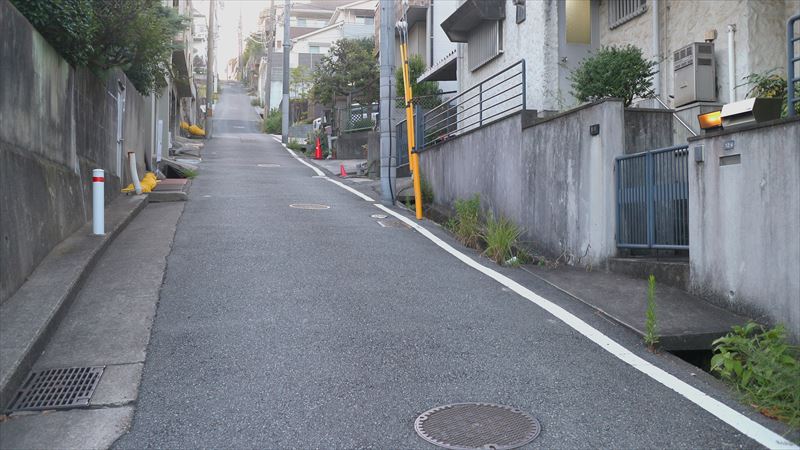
[
  {"left": 414, "top": 403, "right": 540, "bottom": 450},
  {"left": 289, "top": 203, "right": 330, "bottom": 210},
  {"left": 257, "top": 163, "right": 281, "bottom": 168}
]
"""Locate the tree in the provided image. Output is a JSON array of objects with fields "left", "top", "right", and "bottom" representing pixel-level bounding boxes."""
[
  {"left": 290, "top": 66, "right": 313, "bottom": 99},
  {"left": 568, "top": 45, "right": 656, "bottom": 107},
  {"left": 11, "top": 0, "right": 189, "bottom": 95},
  {"left": 395, "top": 53, "right": 441, "bottom": 109},
  {"left": 311, "top": 38, "right": 379, "bottom": 107}
]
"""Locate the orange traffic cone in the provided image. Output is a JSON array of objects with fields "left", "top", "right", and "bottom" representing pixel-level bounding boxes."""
[
  {"left": 339, "top": 164, "right": 347, "bottom": 178},
  {"left": 314, "top": 137, "right": 322, "bottom": 160}
]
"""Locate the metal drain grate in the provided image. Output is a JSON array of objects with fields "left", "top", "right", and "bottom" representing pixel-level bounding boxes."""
[
  {"left": 414, "top": 403, "right": 540, "bottom": 450},
  {"left": 8, "top": 366, "right": 105, "bottom": 412}
]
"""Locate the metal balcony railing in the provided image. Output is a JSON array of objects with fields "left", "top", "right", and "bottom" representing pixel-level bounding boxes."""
[{"left": 788, "top": 12, "right": 800, "bottom": 117}]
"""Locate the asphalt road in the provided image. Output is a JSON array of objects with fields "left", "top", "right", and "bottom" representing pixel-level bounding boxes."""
[{"left": 115, "top": 83, "right": 775, "bottom": 449}]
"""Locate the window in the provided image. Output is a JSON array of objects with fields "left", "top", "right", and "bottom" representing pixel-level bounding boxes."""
[
  {"left": 309, "top": 45, "right": 322, "bottom": 54},
  {"left": 355, "top": 15, "right": 374, "bottom": 25},
  {"left": 468, "top": 20, "right": 503, "bottom": 71},
  {"left": 609, "top": 0, "right": 646, "bottom": 29}
]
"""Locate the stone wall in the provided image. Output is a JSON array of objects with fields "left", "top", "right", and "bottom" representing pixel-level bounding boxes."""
[
  {"left": 688, "top": 118, "right": 800, "bottom": 338},
  {"left": 335, "top": 130, "right": 370, "bottom": 159},
  {"left": 0, "top": 2, "right": 152, "bottom": 303},
  {"left": 419, "top": 99, "right": 626, "bottom": 267}
]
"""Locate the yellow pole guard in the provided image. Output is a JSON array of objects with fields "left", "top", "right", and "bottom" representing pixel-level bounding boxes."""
[{"left": 399, "top": 42, "right": 424, "bottom": 220}]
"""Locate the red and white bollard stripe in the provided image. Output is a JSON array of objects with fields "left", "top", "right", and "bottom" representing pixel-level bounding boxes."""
[{"left": 92, "top": 169, "right": 104, "bottom": 235}]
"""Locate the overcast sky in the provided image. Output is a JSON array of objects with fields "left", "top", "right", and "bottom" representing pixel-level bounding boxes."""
[{"left": 194, "top": 0, "right": 267, "bottom": 79}]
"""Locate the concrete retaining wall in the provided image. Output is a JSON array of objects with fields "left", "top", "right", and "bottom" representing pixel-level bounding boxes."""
[
  {"left": 419, "top": 99, "right": 626, "bottom": 267},
  {"left": 688, "top": 119, "right": 800, "bottom": 338},
  {"left": 624, "top": 108, "right": 674, "bottom": 154},
  {"left": 0, "top": 2, "right": 152, "bottom": 303},
  {"left": 335, "top": 130, "right": 370, "bottom": 160}
]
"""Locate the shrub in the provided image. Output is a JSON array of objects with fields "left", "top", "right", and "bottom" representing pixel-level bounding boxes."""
[
  {"left": 482, "top": 214, "right": 523, "bottom": 265},
  {"left": 452, "top": 194, "right": 481, "bottom": 248},
  {"left": 743, "top": 70, "right": 800, "bottom": 117},
  {"left": 711, "top": 322, "right": 800, "bottom": 428},
  {"left": 263, "top": 108, "right": 282, "bottom": 134},
  {"left": 644, "top": 275, "right": 659, "bottom": 349},
  {"left": 286, "top": 140, "right": 304, "bottom": 152},
  {"left": 569, "top": 45, "right": 656, "bottom": 107}
]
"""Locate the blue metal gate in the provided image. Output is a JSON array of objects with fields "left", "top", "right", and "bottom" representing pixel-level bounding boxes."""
[{"left": 616, "top": 145, "right": 690, "bottom": 249}]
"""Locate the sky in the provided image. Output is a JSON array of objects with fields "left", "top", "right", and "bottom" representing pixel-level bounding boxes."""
[{"left": 194, "top": 0, "right": 268, "bottom": 79}]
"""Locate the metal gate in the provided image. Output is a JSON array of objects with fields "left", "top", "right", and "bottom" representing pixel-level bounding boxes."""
[{"left": 616, "top": 145, "right": 690, "bottom": 249}]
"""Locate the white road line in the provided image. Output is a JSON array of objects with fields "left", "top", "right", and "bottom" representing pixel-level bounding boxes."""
[
  {"left": 275, "top": 139, "right": 326, "bottom": 177},
  {"left": 324, "top": 178, "right": 375, "bottom": 202},
  {"left": 371, "top": 203, "right": 797, "bottom": 450},
  {"left": 273, "top": 136, "right": 375, "bottom": 201}
]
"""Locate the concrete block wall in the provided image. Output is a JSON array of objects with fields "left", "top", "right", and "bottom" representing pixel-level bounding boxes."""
[
  {"left": 419, "top": 99, "right": 627, "bottom": 267},
  {"left": 688, "top": 118, "right": 800, "bottom": 338},
  {"left": 0, "top": 2, "right": 152, "bottom": 303}
]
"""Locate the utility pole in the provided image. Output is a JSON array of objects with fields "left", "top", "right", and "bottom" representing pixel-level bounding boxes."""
[
  {"left": 206, "top": 0, "right": 215, "bottom": 137},
  {"left": 281, "top": 0, "right": 290, "bottom": 143},
  {"left": 264, "top": 0, "right": 275, "bottom": 112},
  {"left": 238, "top": 8, "right": 243, "bottom": 82},
  {"left": 379, "top": 0, "right": 395, "bottom": 204}
]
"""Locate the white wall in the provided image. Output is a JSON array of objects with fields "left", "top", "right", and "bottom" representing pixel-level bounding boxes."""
[{"left": 456, "top": 0, "right": 560, "bottom": 112}]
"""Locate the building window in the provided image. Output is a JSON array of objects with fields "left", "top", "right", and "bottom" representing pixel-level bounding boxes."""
[
  {"left": 609, "top": 0, "right": 646, "bottom": 29},
  {"left": 468, "top": 20, "right": 503, "bottom": 71},
  {"left": 309, "top": 45, "right": 321, "bottom": 54},
  {"left": 355, "top": 15, "right": 374, "bottom": 25}
]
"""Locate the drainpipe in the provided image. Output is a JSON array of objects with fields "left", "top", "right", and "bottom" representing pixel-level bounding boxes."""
[
  {"left": 651, "top": 0, "right": 660, "bottom": 99},
  {"left": 727, "top": 24, "right": 736, "bottom": 102},
  {"left": 428, "top": 0, "right": 434, "bottom": 67}
]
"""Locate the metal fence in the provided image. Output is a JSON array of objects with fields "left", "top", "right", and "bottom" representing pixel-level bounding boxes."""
[
  {"left": 395, "top": 120, "right": 410, "bottom": 168},
  {"left": 788, "top": 12, "right": 800, "bottom": 117},
  {"left": 336, "top": 103, "right": 378, "bottom": 133},
  {"left": 616, "top": 145, "right": 690, "bottom": 249},
  {"left": 419, "top": 60, "right": 525, "bottom": 149}
]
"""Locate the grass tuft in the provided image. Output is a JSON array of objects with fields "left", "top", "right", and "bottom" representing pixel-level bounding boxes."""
[{"left": 481, "top": 213, "right": 523, "bottom": 265}]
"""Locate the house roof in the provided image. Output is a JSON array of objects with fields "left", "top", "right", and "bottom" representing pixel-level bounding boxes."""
[
  {"left": 328, "top": 0, "right": 377, "bottom": 26},
  {"left": 293, "top": 21, "right": 343, "bottom": 42}
]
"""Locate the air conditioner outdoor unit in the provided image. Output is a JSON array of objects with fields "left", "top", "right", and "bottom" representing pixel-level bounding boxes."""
[{"left": 673, "top": 42, "right": 716, "bottom": 107}]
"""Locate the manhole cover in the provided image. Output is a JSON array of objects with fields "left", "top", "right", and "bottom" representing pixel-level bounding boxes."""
[
  {"left": 257, "top": 163, "right": 281, "bottom": 168},
  {"left": 370, "top": 213, "right": 388, "bottom": 219},
  {"left": 8, "top": 366, "right": 105, "bottom": 412},
  {"left": 414, "top": 403, "right": 540, "bottom": 450},
  {"left": 289, "top": 203, "right": 330, "bottom": 210}
]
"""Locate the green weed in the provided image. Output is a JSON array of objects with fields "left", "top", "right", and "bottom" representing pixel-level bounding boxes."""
[
  {"left": 712, "top": 322, "right": 800, "bottom": 428},
  {"left": 452, "top": 194, "right": 481, "bottom": 248},
  {"left": 482, "top": 213, "right": 523, "bottom": 265},
  {"left": 644, "top": 275, "right": 659, "bottom": 349}
]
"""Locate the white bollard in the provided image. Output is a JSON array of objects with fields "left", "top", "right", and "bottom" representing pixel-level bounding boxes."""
[{"left": 92, "top": 169, "right": 104, "bottom": 235}]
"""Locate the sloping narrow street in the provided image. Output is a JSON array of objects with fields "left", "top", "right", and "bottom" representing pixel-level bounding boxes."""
[{"left": 112, "top": 83, "right": 781, "bottom": 448}]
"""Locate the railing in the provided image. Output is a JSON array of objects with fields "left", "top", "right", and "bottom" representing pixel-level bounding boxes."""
[
  {"left": 337, "top": 103, "right": 379, "bottom": 133},
  {"left": 395, "top": 120, "right": 410, "bottom": 168},
  {"left": 788, "top": 12, "right": 800, "bottom": 117},
  {"left": 419, "top": 60, "right": 526, "bottom": 149},
  {"left": 616, "top": 145, "right": 690, "bottom": 250}
]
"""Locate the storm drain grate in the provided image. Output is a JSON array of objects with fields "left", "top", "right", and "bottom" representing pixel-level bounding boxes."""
[
  {"left": 414, "top": 403, "right": 541, "bottom": 450},
  {"left": 8, "top": 366, "right": 105, "bottom": 412}
]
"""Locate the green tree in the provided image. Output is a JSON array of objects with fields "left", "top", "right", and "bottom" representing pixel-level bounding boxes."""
[
  {"left": 11, "top": 0, "right": 189, "bottom": 95},
  {"left": 395, "top": 53, "right": 441, "bottom": 109},
  {"left": 311, "top": 38, "right": 379, "bottom": 107},
  {"left": 10, "top": 0, "right": 96, "bottom": 67},
  {"left": 569, "top": 45, "right": 656, "bottom": 107},
  {"left": 290, "top": 66, "right": 313, "bottom": 99}
]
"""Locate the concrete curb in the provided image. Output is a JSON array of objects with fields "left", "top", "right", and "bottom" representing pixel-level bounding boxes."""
[{"left": 0, "top": 195, "right": 148, "bottom": 409}]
